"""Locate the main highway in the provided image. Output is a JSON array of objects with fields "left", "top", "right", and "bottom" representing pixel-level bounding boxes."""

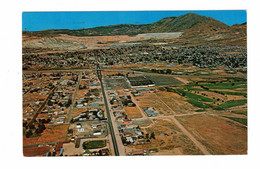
[{"left": 96, "top": 62, "right": 120, "bottom": 156}]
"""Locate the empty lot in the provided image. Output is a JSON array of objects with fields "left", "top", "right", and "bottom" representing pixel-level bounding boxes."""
[{"left": 176, "top": 114, "right": 247, "bottom": 155}]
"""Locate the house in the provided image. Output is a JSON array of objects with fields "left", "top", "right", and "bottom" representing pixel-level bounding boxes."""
[
  {"left": 145, "top": 109, "right": 158, "bottom": 117},
  {"left": 76, "top": 104, "right": 84, "bottom": 108},
  {"left": 67, "top": 129, "right": 73, "bottom": 136},
  {"left": 76, "top": 123, "right": 82, "bottom": 128},
  {"left": 126, "top": 136, "right": 134, "bottom": 143},
  {"left": 93, "top": 130, "right": 102, "bottom": 136},
  {"left": 123, "top": 120, "right": 133, "bottom": 125},
  {"left": 57, "top": 119, "right": 64, "bottom": 124},
  {"left": 132, "top": 150, "right": 147, "bottom": 156},
  {"left": 78, "top": 128, "right": 85, "bottom": 132}
]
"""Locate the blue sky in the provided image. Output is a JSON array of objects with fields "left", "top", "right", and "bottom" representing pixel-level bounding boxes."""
[{"left": 22, "top": 10, "right": 246, "bottom": 31}]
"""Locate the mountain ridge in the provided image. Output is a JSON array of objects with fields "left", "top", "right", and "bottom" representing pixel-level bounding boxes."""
[{"left": 22, "top": 13, "right": 234, "bottom": 36}]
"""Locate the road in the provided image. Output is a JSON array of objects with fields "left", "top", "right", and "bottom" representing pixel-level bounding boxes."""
[
  {"left": 23, "top": 68, "right": 246, "bottom": 79},
  {"left": 152, "top": 92, "right": 211, "bottom": 155},
  {"left": 96, "top": 63, "right": 120, "bottom": 156},
  {"left": 66, "top": 72, "right": 82, "bottom": 123},
  {"left": 28, "top": 86, "right": 56, "bottom": 127},
  {"left": 168, "top": 116, "right": 211, "bottom": 155},
  {"left": 128, "top": 92, "right": 148, "bottom": 119},
  {"left": 103, "top": 83, "right": 126, "bottom": 155}
]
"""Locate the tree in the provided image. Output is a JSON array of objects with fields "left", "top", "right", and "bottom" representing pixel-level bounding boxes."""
[
  {"left": 159, "top": 69, "right": 164, "bottom": 74},
  {"left": 166, "top": 69, "right": 172, "bottom": 74},
  {"left": 37, "top": 123, "right": 46, "bottom": 133},
  {"left": 150, "top": 132, "right": 155, "bottom": 139},
  {"left": 23, "top": 121, "right": 28, "bottom": 127},
  {"left": 28, "top": 124, "right": 35, "bottom": 130},
  {"left": 146, "top": 133, "right": 149, "bottom": 139},
  {"left": 25, "top": 130, "right": 33, "bottom": 138},
  {"left": 98, "top": 149, "right": 102, "bottom": 156}
]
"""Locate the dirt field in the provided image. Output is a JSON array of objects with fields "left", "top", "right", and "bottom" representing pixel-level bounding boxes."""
[
  {"left": 75, "top": 89, "right": 89, "bottom": 99},
  {"left": 174, "top": 77, "right": 190, "bottom": 84},
  {"left": 36, "top": 125, "right": 69, "bottom": 144},
  {"left": 23, "top": 125, "right": 69, "bottom": 145},
  {"left": 71, "top": 108, "right": 89, "bottom": 119},
  {"left": 23, "top": 146, "right": 51, "bottom": 156},
  {"left": 176, "top": 114, "right": 247, "bottom": 154},
  {"left": 128, "top": 118, "right": 202, "bottom": 155},
  {"left": 155, "top": 91, "right": 196, "bottom": 114},
  {"left": 135, "top": 92, "right": 172, "bottom": 116},
  {"left": 124, "top": 106, "right": 143, "bottom": 119}
]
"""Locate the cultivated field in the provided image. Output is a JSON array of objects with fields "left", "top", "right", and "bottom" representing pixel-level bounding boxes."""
[{"left": 146, "top": 75, "right": 183, "bottom": 86}]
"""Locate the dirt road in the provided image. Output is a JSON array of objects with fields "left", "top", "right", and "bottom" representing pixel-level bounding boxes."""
[{"left": 153, "top": 93, "right": 211, "bottom": 155}]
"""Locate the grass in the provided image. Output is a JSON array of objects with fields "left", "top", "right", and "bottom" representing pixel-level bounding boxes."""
[
  {"left": 186, "top": 99, "right": 210, "bottom": 108},
  {"left": 184, "top": 87, "right": 207, "bottom": 91},
  {"left": 82, "top": 140, "right": 106, "bottom": 150},
  {"left": 214, "top": 91, "right": 247, "bottom": 97},
  {"left": 223, "top": 116, "right": 247, "bottom": 126},
  {"left": 216, "top": 99, "right": 247, "bottom": 109},
  {"left": 184, "top": 85, "right": 247, "bottom": 98},
  {"left": 175, "top": 89, "right": 214, "bottom": 102},
  {"left": 83, "top": 149, "right": 91, "bottom": 154},
  {"left": 231, "top": 110, "right": 247, "bottom": 115},
  {"left": 202, "top": 82, "right": 247, "bottom": 89}
]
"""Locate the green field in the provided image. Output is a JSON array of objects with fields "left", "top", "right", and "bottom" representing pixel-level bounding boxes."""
[
  {"left": 223, "top": 116, "right": 247, "bottom": 126},
  {"left": 216, "top": 99, "right": 247, "bottom": 109},
  {"left": 186, "top": 99, "right": 210, "bottom": 108},
  {"left": 184, "top": 87, "right": 207, "bottom": 91},
  {"left": 146, "top": 75, "right": 183, "bottom": 86},
  {"left": 214, "top": 91, "right": 247, "bottom": 97},
  {"left": 82, "top": 140, "right": 106, "bottom": 149},
  {"left": 175, "top": 89, "right": 214, "bottom": 102},
  {"left": 202, "top": 82, "right": 247, "bottom": 89},
  {"left": 231, "top": 110, "right": 247, "bottom": 115}
]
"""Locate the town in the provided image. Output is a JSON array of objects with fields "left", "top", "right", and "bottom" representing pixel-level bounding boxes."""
[{"left": 22, "top": 12, "right": 247, "bottom": 156}]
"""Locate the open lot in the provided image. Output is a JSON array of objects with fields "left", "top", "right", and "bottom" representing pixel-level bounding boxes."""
[
  {"left": 23, "top": 125, "right": 69, "bottom": 145},
  {"left": 23, "top": 146, "right": 51, "bottom": 157},
  {"left": 105, "top": 77, "right": 129, "bottom": 89},
  {"left": 176, "top": 114, "right": 247, "bottom": 154},
  {"left": 135, "top": 92, "right": 172, "bottom": 116},
  {"left": 155, "top": 91, "right": 197, "bottom": 114},
  {"left": 124, "top": 106, "right": 143, "bottom": 119},
  {"left": 128, "top": 118, "right": 202, "bottom": 155}
]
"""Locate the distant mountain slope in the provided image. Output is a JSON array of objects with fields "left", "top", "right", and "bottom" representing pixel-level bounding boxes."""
[
  {"left": 22, "top": 13, "right": 246, "bottom": 46},
  {"left": 23, "top": 13, "right": 230, "bottom": 36}
]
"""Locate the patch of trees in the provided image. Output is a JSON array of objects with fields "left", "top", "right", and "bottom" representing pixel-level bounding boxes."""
[{"left": 24, "top": 122, "right": 46, "bottom": 138}]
